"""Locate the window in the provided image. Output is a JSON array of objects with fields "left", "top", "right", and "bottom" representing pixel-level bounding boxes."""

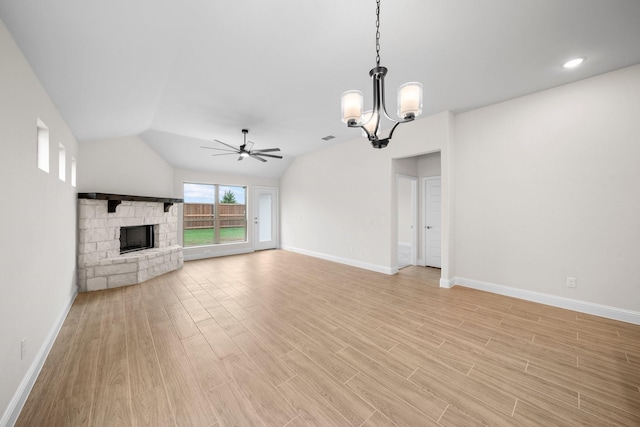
[
  {"left": 37, "top": 119, "right": 49, "bottom": 172},
  {"left": 58, "top": 143, "right": 66, "bottom": 181},
  {"left": 183, "top": 183, "right": 247, "bottom": 247},
  {"left": 71, "top": 157, "right": 77, "bottom": 187}
]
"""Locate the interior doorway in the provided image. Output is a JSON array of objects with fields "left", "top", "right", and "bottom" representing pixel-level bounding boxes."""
[
  {"left": 253, "top": 187, "right": 278, "bottom": 250},
  {"left": 393, "top": 151, "right": 442, "bottom": 276}
]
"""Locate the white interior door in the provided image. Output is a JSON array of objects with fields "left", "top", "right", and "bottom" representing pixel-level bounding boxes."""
[
  {"left": 253, "top": 187, "right": 278, "bottom": 250},
  {"left": 397, "top": 175, "right": 417, "bottom": 268},
  {"left": 423, "top": 177, "right": 442, "bottom": 268}
]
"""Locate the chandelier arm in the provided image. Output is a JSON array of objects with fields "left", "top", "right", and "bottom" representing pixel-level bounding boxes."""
[
  {"left": 375, "top": 67, "right": 397, "bottom": 123},
  {"left": 349, "top": 114, "right": 413, "bottom": 141},
  {"left": 386, "top": 121, "right": 403, "bottom": 141},
  {"left": 346, "top": 121, "right": 375, "bottom": 141},
  {"left": 370, "top": 80, "right": 382, "bottom": 137},
  {"left": 397, "top": 115, "right": 417, "bottom": 124}
]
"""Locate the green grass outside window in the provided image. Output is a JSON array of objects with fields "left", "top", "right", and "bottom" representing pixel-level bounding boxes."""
[{"left": 183, "top": 227, "right": 246, "bottom": 247}]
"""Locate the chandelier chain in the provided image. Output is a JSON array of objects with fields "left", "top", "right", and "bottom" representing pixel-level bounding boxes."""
[{"left": 375, "top": 0, "right": 381, "bottom": 66}]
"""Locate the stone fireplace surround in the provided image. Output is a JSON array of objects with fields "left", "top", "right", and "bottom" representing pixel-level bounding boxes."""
[{"left": 77, "top": 193, "right": 184, "bottom": 292}]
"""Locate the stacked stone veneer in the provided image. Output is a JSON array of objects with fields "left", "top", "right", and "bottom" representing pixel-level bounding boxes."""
[{"left": 77, "top": 199, "right": 183, "bottom": 292}]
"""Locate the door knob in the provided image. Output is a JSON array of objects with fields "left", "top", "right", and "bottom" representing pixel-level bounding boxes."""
[{"left": 426, "top": 226, "right": 432, "bottom": 229}]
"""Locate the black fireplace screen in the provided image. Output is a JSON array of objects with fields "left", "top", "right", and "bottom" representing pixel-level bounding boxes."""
[{"left": 120, "top": 225, "right": 154, "bottom": 254}]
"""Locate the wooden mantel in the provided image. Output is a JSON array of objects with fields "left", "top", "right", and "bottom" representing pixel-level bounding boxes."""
[{"left": 78, "top": 192, "right": 183, "bottom": 213}]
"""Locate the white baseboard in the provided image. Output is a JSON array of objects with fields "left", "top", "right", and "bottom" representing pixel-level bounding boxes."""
[
  {"left": 439, "top": 278, "right": 453, "bottom": 288},
  {"left": 282, "top": 246, "right": 395, "bottom": 275},
  {"left": 1, "top": 290, "right": 77, "bottom": 427},
  {"left": 453, "top": 276, "right": 640, "bottom": 325}
]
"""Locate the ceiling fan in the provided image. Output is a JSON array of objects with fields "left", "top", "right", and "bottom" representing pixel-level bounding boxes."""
[{"left": 201, "top": 129, "right": 282, "bottom": 162}]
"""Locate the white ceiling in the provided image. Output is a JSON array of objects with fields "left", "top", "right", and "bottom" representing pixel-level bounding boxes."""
[{"left": 2, "top": 0, "right": 640, "bottom": 178}]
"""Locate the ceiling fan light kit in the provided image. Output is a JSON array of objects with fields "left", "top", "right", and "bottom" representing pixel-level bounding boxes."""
[
  {"left": 201, "top": 129, "right": 282, "bottom": 163},
  {"left": 341, "top": 0, "right": 423, "bottom": 149}
]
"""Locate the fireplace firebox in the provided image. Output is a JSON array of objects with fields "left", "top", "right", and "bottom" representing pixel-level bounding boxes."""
[{"left": 120, "top": 225, "right": 154, "bottom": 254}]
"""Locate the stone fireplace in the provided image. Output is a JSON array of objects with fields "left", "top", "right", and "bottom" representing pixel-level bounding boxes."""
[{"left": 77, "top": 193, "right": 184, "bottom": 292}]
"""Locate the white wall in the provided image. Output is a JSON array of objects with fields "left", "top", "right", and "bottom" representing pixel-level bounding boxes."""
[
  {"left": 78, "top": 135, "right": 174, "bottom": 197},
  {"left": 418, "top": 152, "right": 441, "bottom": 177},
  {"left": 454, "top": 64, "right": 640, "bottom": 313},
  {"left": 0, "top": 18, "right": 78, "bottom": 425},
  {"left": 396, "top": 175, "right": 416, "bottom": 245},
  {"left": 173, "top": 168, "right": 278, "bottom": 260},
  {"left": 280, "top": 111, "right": 452, "bottom": 274}
]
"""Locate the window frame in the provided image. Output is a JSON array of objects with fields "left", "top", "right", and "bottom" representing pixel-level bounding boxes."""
[{"left": 183, "top": 182, "right": 248, "bottom": 248}]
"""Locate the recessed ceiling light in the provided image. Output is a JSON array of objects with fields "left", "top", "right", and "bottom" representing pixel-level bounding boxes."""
[{"left": 563, "top": 57, "right": 586, "bottom": 69}]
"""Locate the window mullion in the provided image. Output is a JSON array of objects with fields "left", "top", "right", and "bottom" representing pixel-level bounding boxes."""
[{"left": 214, "top": 185, "right": 221, "bottom": 244}]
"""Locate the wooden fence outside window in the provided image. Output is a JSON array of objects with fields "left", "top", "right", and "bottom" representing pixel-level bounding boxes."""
[{"left": 184, "top": 203, "right": 246, "bottom": 229}]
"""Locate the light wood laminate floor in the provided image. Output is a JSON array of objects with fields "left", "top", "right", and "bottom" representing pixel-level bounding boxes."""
[{"left": 17, "top": 250, "right": 640, "bottom": 426}]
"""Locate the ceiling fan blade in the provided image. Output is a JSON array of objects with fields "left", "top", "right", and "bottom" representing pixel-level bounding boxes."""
[
  {"left": 249, "top": 154, "right": 267, "bottom": 162},
  {"left": 201, "top": 146, "right": 238, "bottom": 153},
  {"left": 245, "top": 141, "right": 255, "bottom": 151},
  {"left": 251, "top": 148, "right": 281, "bottom": 153},
  {"left": 214, "top": 139, "right": 241, "bottom": 152},
  {"left": 237, "top": 155, "right": 244, "bottom": 161},
  {"left": 210, "top": 153, "right": 236, "bottom": 157},
  {"left": 253, "top": 153, "right": 283, "bottom": 159}
]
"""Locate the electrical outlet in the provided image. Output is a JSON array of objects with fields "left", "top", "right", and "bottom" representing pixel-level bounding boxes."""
[
  {"left": 566, "top": 277, "right": 577, "bottom": 288},
  {"left": 21, "top": 338, "right": 26, "bottom": 360}
]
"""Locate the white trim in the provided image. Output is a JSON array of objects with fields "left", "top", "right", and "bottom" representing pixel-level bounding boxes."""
[
  {"left": 253, "top": 186, "right": 279, "bottom": 251},
  {"left": 282, "top": 246, "right": 395, "bottom": 275},
  {"left": 439, "top": 278, "right": 453, "bottom": 288},
  {"left": 1, "top": 291, "right": 77, "bottom": 427},
  {"left": 183, "top": 247, "right": 254, "bottom": 261},
  {"left": 453, "top": 277, "right": 640, "bottom": 325}
]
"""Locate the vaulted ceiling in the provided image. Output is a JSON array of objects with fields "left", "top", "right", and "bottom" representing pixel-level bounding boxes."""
[{"left": 2, "top": 0, "right": 640, "bottom": 177}]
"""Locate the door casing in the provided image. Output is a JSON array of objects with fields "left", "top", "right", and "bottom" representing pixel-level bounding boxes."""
[
  {"left": 253, "top": 186, "right": 279, "bottom": 250},
  {"left": 423, "top": 176, "right": 442, "bottom": 268}
]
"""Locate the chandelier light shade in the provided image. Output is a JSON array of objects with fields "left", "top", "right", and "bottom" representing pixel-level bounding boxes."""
[
  {"left": 341, "top": 90, "right": 364, "bottom": 124},
  {"left": 398, "top": 82, "right": 423, "bottom": 119},
  {"left": 341, "top": 0, "right": 423, "bottom": 149}
]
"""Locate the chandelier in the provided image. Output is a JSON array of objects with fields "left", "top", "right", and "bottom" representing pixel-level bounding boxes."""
[{"left": 341, "top": 0, "right": 423, "bottom": 149}]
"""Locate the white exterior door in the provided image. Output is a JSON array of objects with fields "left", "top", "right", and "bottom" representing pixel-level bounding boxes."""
[
  {"left": 424, "top": 177, "right": 442, "bottom": 268},
  {"left": 253, "top": 187, "right": 278, "bottom": 250}
]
